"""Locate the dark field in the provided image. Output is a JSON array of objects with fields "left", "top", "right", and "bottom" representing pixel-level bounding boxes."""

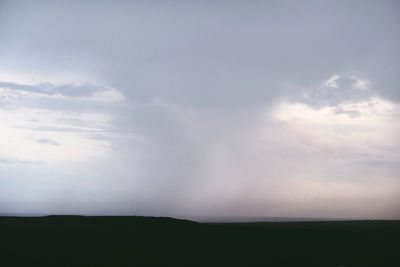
[{"left": 1, "top": 216, "right": 399, "bottom": 266}]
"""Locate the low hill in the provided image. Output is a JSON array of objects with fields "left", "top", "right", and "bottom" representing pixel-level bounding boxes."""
[{"left": 1, "top": 216, "right": 399, "bottom": 266}]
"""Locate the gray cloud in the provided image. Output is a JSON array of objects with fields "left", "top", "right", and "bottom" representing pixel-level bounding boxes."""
[
  {"left": 0, "top": 81, "right": 100, "bottom": 97},
  {"left": 0, "top": 81, "right": 114, "bottom": 99},
  {"left": 291, "top": 75, "right": 374, "bottom": 109},
  {"left": 2, "top": 0, "right": 398, "bottom": 107},
  {"left": 0, "top": 79, "right": 124, "bottom": 114},
  {"left": 37, "top": 138, "right": 60, "bottom": 146},
  {"left": 0, "top": 156, "right": 42, "bottom": 165},
  {"left": 333, "top": 107, "right": 362, "bottom": 118}
]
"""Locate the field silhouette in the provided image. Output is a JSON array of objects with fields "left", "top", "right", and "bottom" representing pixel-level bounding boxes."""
[{"left": 1, "top": 216, "right": 399, "bottom": 266}]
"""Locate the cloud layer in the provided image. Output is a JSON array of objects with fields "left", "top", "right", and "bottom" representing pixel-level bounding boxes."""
[{"left": 0, "top": 0, "right": 399, "bottom": 219}]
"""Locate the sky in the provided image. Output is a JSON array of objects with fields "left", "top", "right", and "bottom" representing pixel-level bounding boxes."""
[{"left": 0, "top": 0, "right": 399, "bottom": 219}]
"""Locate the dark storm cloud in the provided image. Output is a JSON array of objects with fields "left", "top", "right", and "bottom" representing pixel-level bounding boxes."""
[{"left": 1, "top": 0, "right": 398, "bottom": 107}]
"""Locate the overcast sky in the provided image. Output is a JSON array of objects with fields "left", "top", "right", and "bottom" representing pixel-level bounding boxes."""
[{"left": 0, "top": 0, "right": 399, "bottom": 219}]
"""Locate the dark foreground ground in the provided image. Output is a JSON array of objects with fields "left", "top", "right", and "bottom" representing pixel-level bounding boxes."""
[{"left": 1, "top": 216, "right": 399, "bottom": 266}]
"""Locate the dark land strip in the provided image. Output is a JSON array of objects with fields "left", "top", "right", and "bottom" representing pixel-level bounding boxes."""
[{"left": 1, "top": 216, "right": 399, "bottom": 266}]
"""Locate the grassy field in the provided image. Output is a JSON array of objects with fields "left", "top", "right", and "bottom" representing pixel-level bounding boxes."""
[{"left": 1, "top": 216, "right": 399, "bottom": 266}]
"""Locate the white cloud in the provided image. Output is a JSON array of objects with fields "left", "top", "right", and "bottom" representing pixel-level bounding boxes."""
[
  {"left": 0, "top": 73, "right": 126, "bottom": 163},
  {"left": 324, "top": 74, "right": 340, "bottom": 88},
  {"left": 294, "top": 74, "right": 374, "bottom": 108},
  {"left": 80, "top": 87, "right": 125, "bottom": 104},
  {"left": 272, "top": 97, "right": 400, "bottom": 162},
  {"left": 0, "top": 107, "right": 112, "bottom": 163},
  {"left": 351, "top": 76, "right": 370, "bottom": 90}
]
